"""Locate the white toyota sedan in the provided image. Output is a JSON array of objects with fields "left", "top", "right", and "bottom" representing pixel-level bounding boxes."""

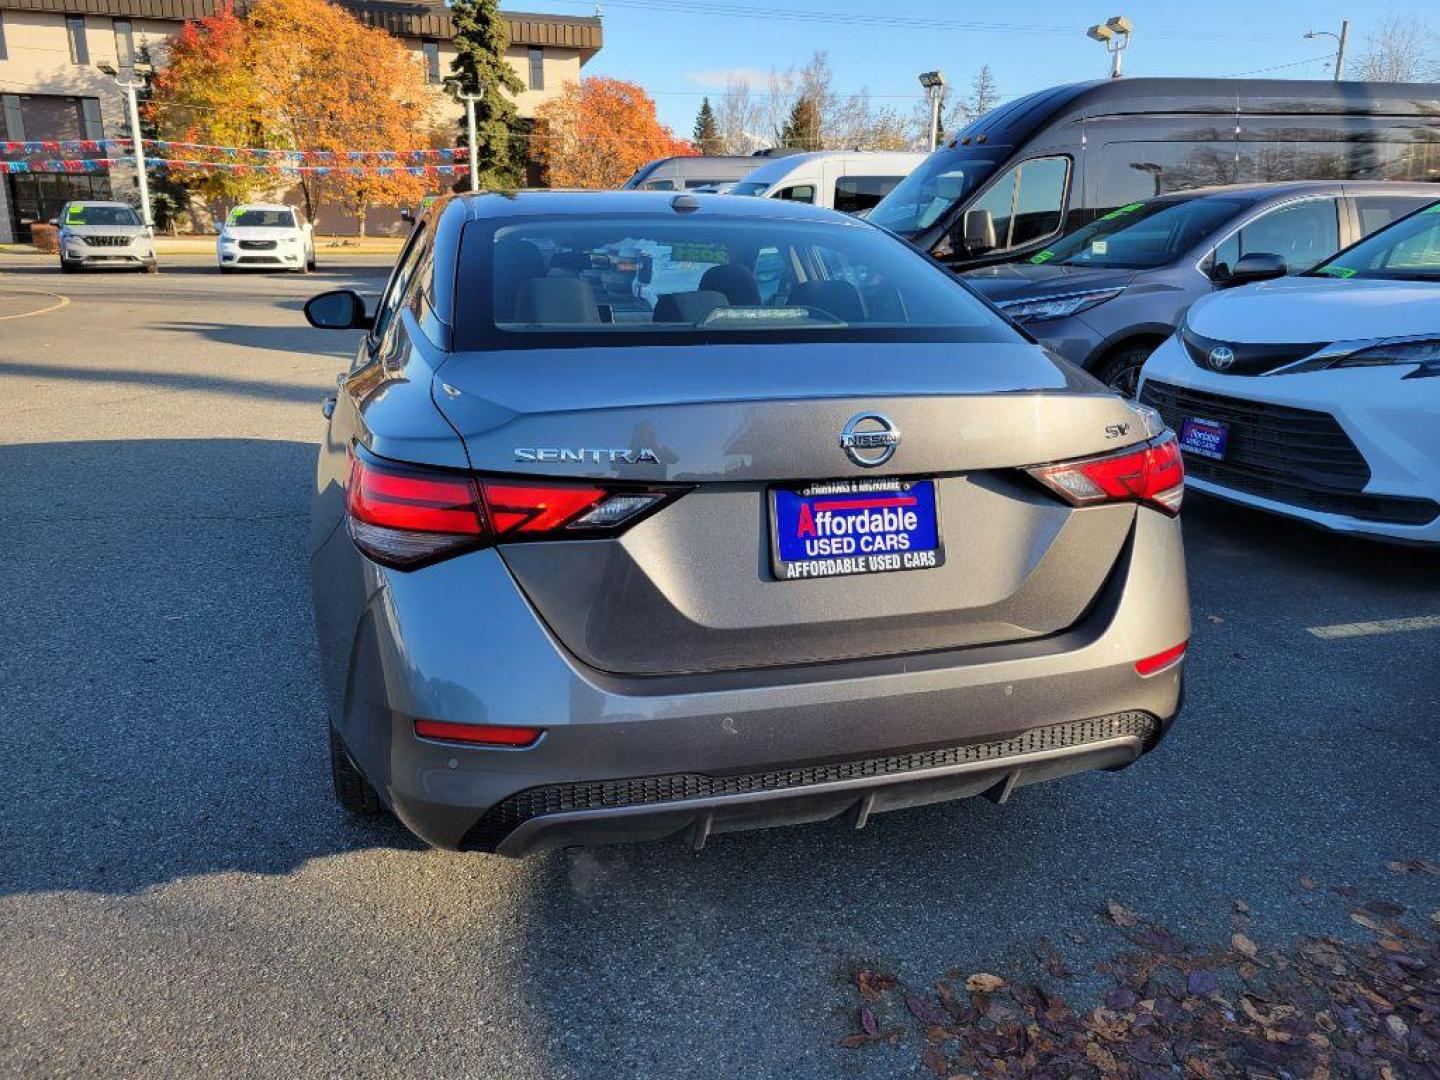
[
  {"left": 217, "top": 204, "right": 316, "bottom": 273},
  {"left": 1139, "top": 200, "right": 1440, "bottom": 544}
]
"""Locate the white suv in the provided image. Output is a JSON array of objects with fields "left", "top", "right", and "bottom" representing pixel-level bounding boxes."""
[
  {"left": 217, "top": 204, "right": 316, "bottom": 273},
  {"left": 1138, "top": 200, "right": 1440, "bottom": 544}
]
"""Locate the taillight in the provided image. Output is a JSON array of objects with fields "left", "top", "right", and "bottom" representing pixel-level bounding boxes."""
[
  {"left": 345, "top": 449, "right": 676, "bottom": 569},
  {"left": 1026, "top": 432, "right": 1184, "bottom": 515},
  {"left": 414, "top": 719, "right": 543, "bottom": 746},
  {"left": 1135, "top": 640, "right": 1187, "bottom": 677}
]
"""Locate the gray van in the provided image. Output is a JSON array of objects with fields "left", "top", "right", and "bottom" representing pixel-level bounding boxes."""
[{"left": 962, "top": 180, "right": 1439, "bottom": 392}]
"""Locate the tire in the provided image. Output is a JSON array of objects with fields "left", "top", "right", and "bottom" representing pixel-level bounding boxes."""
[
  {"left": 59, "top": 260, "right": 78, "bottom": 274},
  {"left": 144, "top": 261, "right": 159, "bottom": 274},
  {"left": 295, "top": 259, "right": 310, "bottom": 275},
  {"left": 329, "top": 725, "right": 384, "bottom": 816},
  {"left": 1094, "top": 343, "right": 1156, "bottom": 398},
  {"left": 218, "top": 265, "right": 233, "bottom": 274}
]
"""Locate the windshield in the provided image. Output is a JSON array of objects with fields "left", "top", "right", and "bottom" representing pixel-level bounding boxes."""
[
  {"left": 456, "top": 215, "right": 1016, "bottom": 350},
  {"left": 1310, "top": 201, "right": 1440, "bottom": 281},
  {"left": 867, "top": 148, "right": 1003, "bottom": 235},
  {"left": 730, "top": 181, "right": 770, "bottom": 197},
  {"left": 1031, "top": 196, "right": 1253, "bottom": 269},
  {"left": 65, "top": 204, "right": 139, "bottom": 227},
  {"left": 229, "top": 208, "right": 297, "bottom": 229}
]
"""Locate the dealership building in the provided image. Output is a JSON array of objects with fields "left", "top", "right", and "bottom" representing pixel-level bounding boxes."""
[{"left": 0, "top": 0, "right": 603, "bottom": 240}]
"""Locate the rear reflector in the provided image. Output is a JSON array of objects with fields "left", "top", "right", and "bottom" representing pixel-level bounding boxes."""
[
  {"left": 1135, "top": 641, "right": 1187, "bottom": 677},
  {"left": 414, "top": 719, "right": 543, "bottom": 746},
  {"left": 1026, "top": 432, "right": 1184, "bottom": 515},
  {"left": 345, "top": 448, "right": 680, "bottom": 570}
]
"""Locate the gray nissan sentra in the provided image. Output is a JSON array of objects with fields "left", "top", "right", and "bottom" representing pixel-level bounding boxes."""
[{"left": 304, "top": 190, "right": 1189, "bottom": 856}]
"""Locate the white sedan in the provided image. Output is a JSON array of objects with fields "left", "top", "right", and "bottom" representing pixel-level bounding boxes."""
[
  {"left": 1138, "top": 201, "right": 1440, "bottom": 544},
  {"left": 217, "top": 204, "right": 316, "bottom": 273}
]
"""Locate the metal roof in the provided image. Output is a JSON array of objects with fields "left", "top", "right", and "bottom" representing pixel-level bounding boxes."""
[{"left": 0, "top": 0, "right": 602, "bottom": 52}]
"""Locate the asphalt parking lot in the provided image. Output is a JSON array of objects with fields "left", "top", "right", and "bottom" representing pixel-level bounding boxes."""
[{"left": 2, "top": 255, "right": 1438, "bottom": 1078}]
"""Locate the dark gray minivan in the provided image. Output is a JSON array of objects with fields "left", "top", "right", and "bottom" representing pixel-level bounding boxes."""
[{"left": 963, "top": 181, "right": 1438, "bottom": 392}]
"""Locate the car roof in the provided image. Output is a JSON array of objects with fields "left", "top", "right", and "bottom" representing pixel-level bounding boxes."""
[
  {"left": 739, "top": 150, "right": 928, "bottom": 185},
  {"left": 232, "top": 203, "right": 294, "bottom": 211},
  {"left": 450, "top": 189, "right": 865, "bottom": 225},
  {"left": 1176, "top": 180, "right": 1440, "bottom": 200},
  {"left": 67, "top": 200, "right": 132, "bottom": 207}
]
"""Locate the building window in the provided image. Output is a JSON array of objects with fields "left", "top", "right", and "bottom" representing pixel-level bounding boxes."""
[
  {"left": 2, "top": 95, "right": 23, "bottom": 142},
  {"left": 528, "top": 46, "right": 544, "bottom": 91},
  {"left": 421, "top": 39, "right": 440, "bottom": 84},
  {"left": 66, "top": 15, "right": 90, "bottom": 65},
  {"left": 113, "top": 19, "right": 135, "bottom": 68},
  {"left": 80, "top": 97, "right": 104, "bottom": 141},
  {"left": 0, "top": 12, "right": 9, "bottom": 63}
]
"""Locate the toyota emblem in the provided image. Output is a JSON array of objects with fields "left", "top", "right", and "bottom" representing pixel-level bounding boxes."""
[
  {"left": 839, "top": 412, "right": 901, "bottom": 468},
  {"left": 1207, "top": 345, "right": 1236, "bottom": 372}
]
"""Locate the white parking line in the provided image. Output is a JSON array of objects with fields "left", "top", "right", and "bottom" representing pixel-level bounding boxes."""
[{"left": 1307, "top": 615, "right": 1440, "bottom": 640}]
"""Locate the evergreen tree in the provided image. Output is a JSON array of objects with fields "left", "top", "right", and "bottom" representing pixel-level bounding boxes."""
[
  {"left": 780, "top": 94, "right": 822, "bottom": 150},
  {"left": 447, "top": 0, "right": 527, "bottom": 188},
  {"left": 693, "top": 97, "right": 720, "bottom": 155},
  {"left": 693, "top": 97, "right": 720, "bottom": 154}
]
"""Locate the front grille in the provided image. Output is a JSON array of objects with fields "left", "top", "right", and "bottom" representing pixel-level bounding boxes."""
[
  {"left": 462, "top": 713, "right": 1158, "bottom": 851},
  {"left": 1181, "top": 326, "right": 1324, "bottom": 376},
  {"left": 237, "top": 256, "right": 282, "bottom": 264},
  {"left": 239, "top": 239, "right": 278, "bottom": 251},
  {"left": 80, "top": 235, "right": 130, "bottom": 247},
  {"left": 1142, "top": 380, "right": 1439, "bottom": 525}
]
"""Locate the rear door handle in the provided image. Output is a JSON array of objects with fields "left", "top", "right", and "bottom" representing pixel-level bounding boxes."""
[{"left": 322, "top": 396, "right": 336, "bottom": 420}]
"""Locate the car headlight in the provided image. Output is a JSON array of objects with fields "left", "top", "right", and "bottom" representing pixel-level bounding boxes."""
[
  {"left": 1280, "top": 337, "right": 1440, "bottom": 379},
  {"left": 997, "top": 288, "right": 1124, "bottom": 323},
  {"left": 220, "top": 235, "right": 237, "bottom": 246}
]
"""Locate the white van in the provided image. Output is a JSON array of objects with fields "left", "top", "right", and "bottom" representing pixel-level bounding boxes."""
[{"left": 730, "top": 151, "right": 927, "bottom": 214}]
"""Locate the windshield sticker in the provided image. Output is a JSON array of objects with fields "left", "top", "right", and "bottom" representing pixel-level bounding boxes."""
[
  {"left": 1099, "top": 201, "right": 1144, "bottom": 221},
  {"left": 65, "top": 206, "right": 85, "bottom": 225},
  {"left": 1091, "top": 240, "right": 1109, "bottom": 255},
  {"left": 1029, "top": 249, "right": 1056, "bottom": 264},
  {"left": 1317, "top": 266, "right": 1358, "bottom": 278},
  {"left": 228, "top": 208, "right": 243, "bottom": 225},
  {"left": 1426, "top": 203, "right": 1440, "bottom": 214}
]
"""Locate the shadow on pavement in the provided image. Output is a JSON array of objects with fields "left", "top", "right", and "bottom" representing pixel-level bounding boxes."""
[
  {"left": 0, "top": 357, "right": 349, "bottom": 401},
  {"left": 1, "top": 438, "right": 422, "bottom": 898}
]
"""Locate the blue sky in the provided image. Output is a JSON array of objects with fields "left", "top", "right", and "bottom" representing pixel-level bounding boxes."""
[{"left": 510, "top": 0, "right": 1436, "bottom": 136}]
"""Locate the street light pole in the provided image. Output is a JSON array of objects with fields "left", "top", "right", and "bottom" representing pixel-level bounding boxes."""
[
  {"left": 459, "top": 89, "right": 483, "bottom": 193},
  {"left": 101, "top": 63, "right": 152, "bottom": 227},
  {"left": 1305, "top": 21, "right": 1348, "bottom": 82},
  {"left": 918, "top": 71, "right": 946, "bottom": 151},
  {"left": 1087, "top": 16, "right": 1133, "bottom": 79}
]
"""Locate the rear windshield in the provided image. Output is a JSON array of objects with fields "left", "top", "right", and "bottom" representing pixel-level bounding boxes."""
[
  {"left": 65, "top": 204, "right": 139, "bottom": 226},
  {"left": 455, "top": 213, "right": 1016, "bottom": 350},
  {"left": 730, "top": 181, "right": 770, "bottom": 197},
  {"left": 1311, "top": 201, "right": 1440, "bottom": 281},
  {"left": 229, "top": 208, "right": 296, "bottom": 228},
  {"left": 1031, "top": 196, "right": 1253, "bottom": 270}
]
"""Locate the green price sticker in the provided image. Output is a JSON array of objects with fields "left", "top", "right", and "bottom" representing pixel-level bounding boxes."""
[
  {"left": 1029, "top": 250, "right": 1056, "bottom": 264},
  {"left": 1318, "top": 266, "right": 1357, "bottom": 278},
  {"left": 1099, "top": 201, "right": 1144, "bottom": 221},
  {"left": 228, "top": 208, "right": 243, "bottom": 224},
  {"left": 65, "top": 206, "right": 85, "bottom": 225}
]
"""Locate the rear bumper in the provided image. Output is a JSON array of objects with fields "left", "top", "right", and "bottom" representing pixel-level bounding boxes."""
[{"left": 313, "top": 508, "right": 1189, "bottom": 854}]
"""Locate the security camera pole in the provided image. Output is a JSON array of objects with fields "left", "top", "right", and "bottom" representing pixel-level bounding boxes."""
[
  {"left": 1087, "top": 15, "right": 1133, "bottom": 79},
  {"left": 100, "top": 62, "right": 153, "bottom": 226},
  {"left": 918, "top": 71, "right": 947, "bottom": 151}
]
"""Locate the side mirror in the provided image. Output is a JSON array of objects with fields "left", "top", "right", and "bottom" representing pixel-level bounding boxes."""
[
  {"left": 958, "top": 208, "right": 996, "bottom": 255},
  {"left": 1225, "top": 252, "right": 1287, "bottom": 286},
  {"left": 48, "top": 218, "right": 59, "bottom": 227},
  {"left": 304, "top": 289, "right": 373, "bottom": 331}
]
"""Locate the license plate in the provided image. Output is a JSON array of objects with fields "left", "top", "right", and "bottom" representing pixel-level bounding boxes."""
[
  {"left": 770, "top": 478, "right": 943, "bottom": 581},
  {"left": 1179, "top": 416, "right": 1229, "bottom": 461}
]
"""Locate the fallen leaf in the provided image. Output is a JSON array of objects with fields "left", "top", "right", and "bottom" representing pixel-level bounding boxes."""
[
  {"left": 860, "top": 1005, "right": 879, "bottom": 1038},
  {"left": 1431, "top": 910, "right": 1440, "bottom": 927},
  {"left": 856, "top": 970, "right": 896, "bottom": 1002},
  {"left": 1385, "top": 1014, "right": 1409, "bottom": 1040},
  {"left": 964, "top": 973, "right": 1006, "bottom": 994},
  {"left": 1206, "top": 614, "right": 1225, "bottom": 624},
  {"left": 1085, "top": 1040, "right": 1120, "bottom": 1073},
  {"left": 1233, "top": 899, "right": 1250, "bottom": 914},
  {"left": 837, "top": 1033, "right": 869, "bottom": 1049},
  {"left": 921, "top": 1046, "right": 948, "bottom": 1076},
  {"left": 1349, "top": 909, "right": 1382, "bottom": 932},
  {"left": 1106, "top": 899, "right": 1140, "bottom": 928},
  {"left": 1386, "top": 858, "right": 1440, "bottom": 876},
  {"left": 1187, "top": 970, "right": 1219, "bottom": 996},
  {"left": 1379, "top": 937, "right": 1405, "bottom": 952},
  {"left": 1231, "top": 932, "right": 1259, "bottom": 958},
  {"left": 907, "top": 995, "right": 946, "bottom": 1026},
  {"left": 1069, "top": 931, "right": 1088, "bottom": 945},
  {"left": 1300, "top": 876, "right": 1317, "bottom": 890}
]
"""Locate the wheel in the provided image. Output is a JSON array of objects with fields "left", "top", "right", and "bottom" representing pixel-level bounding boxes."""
[
  {"left": 307, "top": 254, "right": 317, "bottom": 271},
  {"left": 329, "top": 725, "right": 384, "bottom": 816},
  {"left": 1094, "top": 343, "right": 1156, "bottom": 398},
  {"left": 218, "top": 265, "right": 233, "bottom": 274},
  {"left": 59, "top": 260, "right": 78, "bottom": 274},
  {"left": 295, "top": 259, "right": 310, "bottom": 275},
  {"left": 144, "top": 260, "right": 159, "bottom": 274}
]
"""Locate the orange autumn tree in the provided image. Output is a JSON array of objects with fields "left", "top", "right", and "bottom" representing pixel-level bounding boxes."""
[
  {"left": 534, "top": 78, "right": 693, "bottom": 189},
  {"left": 151, "top": 0, "right": 440, "bottom": 231}
]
